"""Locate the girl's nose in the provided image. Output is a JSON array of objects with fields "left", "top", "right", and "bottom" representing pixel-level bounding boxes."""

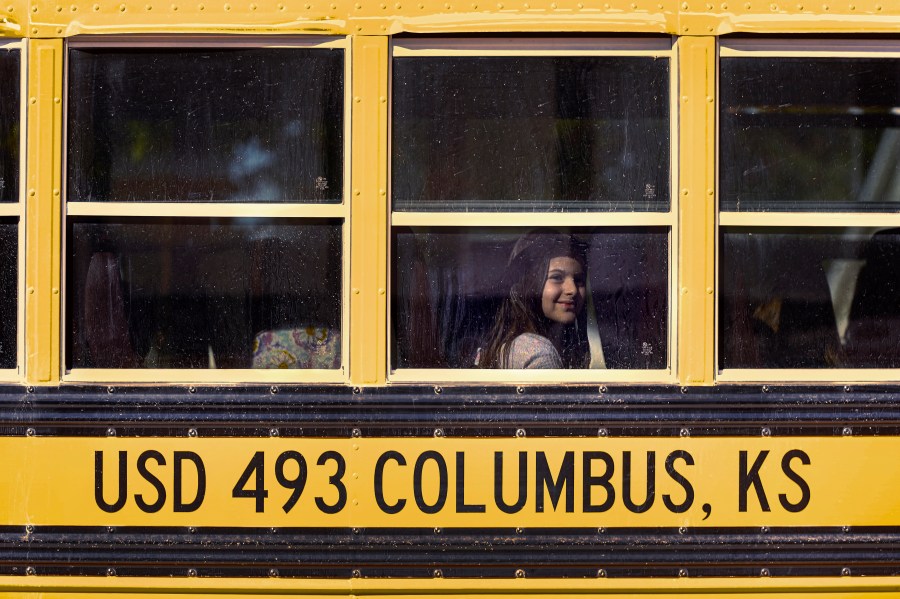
[{"left": 562, "top": 277, "right": 576, "bottom": 294}]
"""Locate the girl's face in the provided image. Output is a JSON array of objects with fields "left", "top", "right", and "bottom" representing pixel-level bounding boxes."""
[{"left": 541, "top": 256, "right": 586, "bottom": 326}]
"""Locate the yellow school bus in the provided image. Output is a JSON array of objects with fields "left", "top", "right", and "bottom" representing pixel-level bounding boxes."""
[{"left": 0, "top": 0, "right": 899, "bottom": 597}]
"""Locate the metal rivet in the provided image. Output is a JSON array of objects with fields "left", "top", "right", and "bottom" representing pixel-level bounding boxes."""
[
  {"left": 269, "top": 428, "right": 279, "bottom": 437},
  {"left": 761, "top": 427, "right": 771, "bottom": 437},
  {"left": 515, "top": 428, "right": 526, "bottom": 438},
  {"left": 680, "top": 428, "right": 690, "bottom": 437},
  {"left": 515, "top": 569, "right": 525, "bottom": 578},
  {"left": 107, "top": 386, "right": 115, "bottom": 394},
  {"left": 597, "top": 568, "right": 607, "bottom": 577},
  {"left": 842, "top": 526, "right": 850, "bottom": 533},
  {"left": 270, "top": 527, "right": 278, "bottom": 534},
  {"left": 597, "top": 527, "right": 605, "bottom": 533},
  {"left": 678, "top": 568, "right": 688, "bottom": 578},
  {"left": 762, "top": 385, "right": 770, "bottom": 393},
  {"left": 516, "top": 386, "right": 524, "bottom": 394},
  {"left": 352, "top": 569, "right": 361, "bottom": 578},
  {"left": 188, "top": 526, "right": 196, "bottom": 533},
  {"left": 107, "top": 526, "right": 115, "bottom": 533},
  {"left": 188, "top": 428, "right": 198, "bottom": 437},
  {"left": 25, "top": 567, "right": 35, "bottom": 576},
  {"left": 843, "top": 385, "right": 851, "bottom": 393},
  {"left": 434, "top": 386, "right": 442, "bottom": 395},
  {"left": 25, "top": 524, "right": 33, "bottom": 533},
  {"left": 352, "top": 527, "right": 360, "bottom": 534},
  {"left": 598, "top": 428, "right": 608, "bottom": 437},
  {"left": 599, "top": 385, "right": 607, "bottom": 394},
  {"left": 268, "top": 568, "right": 279, "bottom": 577},
  {"left": 680, "top": 386, "right": 688, "bottom": 394},
  {"left": 515, "top": 527, "right": 523, "bottom": 534},
  {"left": 352, "top": 428, "right": 362, "bottom": 438},
  {"left": 352, "top": 386, "right": 361, "bottom": 394},
  {"left": 842, "top": 427, "right": 852, "bottom": 437},
  {"left": 760, "top": 526, "right": 769, "bottom": 533},
  {"left": 678, "top": 526, "right": 686, "bottom": 534},
  {"left": 433, "top": 527, "right": 441, "bottom": 534},
  {"left": 434, "top": 428, "right": 444, "bottom": 438},
  {"left": 760, "top": 568, "right": 770, "bottom": 577},
  {"left": 26, "top": 427, "right": 35, "bottom": 436},
  {"left": 270, "top": 386, "right": 278, "bottom": 395},
  {"left": 188, "top": 386, "right": 196, "bottom": 394},
  {"left": 107, "top": 567, "right": 116, "bottom": 576},
  {"left": 187, "top": 568, "right": 198, "bottom": 577},
  {"left": 26, "top": 386, "right": 34, "bottom": 393},
  {"left": 107, "top": 428, "right": 116, "bottom": 437},
  {"left": 433, "top": 569, "right": 443, "bottom": 578},
  {"left": 841, "top": 567, "right": 851, "bottom": 576}
]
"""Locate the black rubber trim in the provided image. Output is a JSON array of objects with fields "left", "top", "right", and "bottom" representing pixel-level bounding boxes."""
[
  {"left": 2, "top": 384, "right": 900, "bottom": 437},
  {"left": 2, "top": 526, "right": 899, "bottom": 578}
]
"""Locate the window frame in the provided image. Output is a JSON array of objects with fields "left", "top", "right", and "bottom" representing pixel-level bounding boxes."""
[
  {"left": 387, "top": 37, "right": 679, "bottom": 384},
  {"left": 716, "top": 38, "right": 900, "bottom": 383},
  {"left": 60, "top": 35, "right": 353, "bottom": 384},
  {"left": 0, "top": 39, "right": 26, "bottom": 382}
]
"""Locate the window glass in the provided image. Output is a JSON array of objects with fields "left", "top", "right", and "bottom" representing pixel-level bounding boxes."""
[
  {"left": 721, "top": 57, "right": 900, "bottom": 212},
  {"left": 67, "top": 219, "right": 342, "bottom": 369},
  {"left": 392, "top": 56, "right": 670, "bottom": 212},
  {"left": 0, "top": 220, "right": 16, "bottom": 368},
  {"left": 392, "top": 227, "right": 668, "bottom": 370},
  {"left": 67, "top": 48, "right": 344, "bottom": 203},
  {"left": 0, "top": 49, "right": 19, "bottom": 204},
  {"left": 720, "top": 227, "right": 900, "bottom": 369}
]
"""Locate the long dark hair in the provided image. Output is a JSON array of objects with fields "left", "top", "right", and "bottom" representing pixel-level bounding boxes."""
[{"left": 480, "top": 231, "right": 590, "bottom": 369}]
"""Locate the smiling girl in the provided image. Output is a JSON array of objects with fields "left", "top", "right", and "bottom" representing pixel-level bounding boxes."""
[{"left": 479, "top": 232, "right": 591, "bottom": 369}]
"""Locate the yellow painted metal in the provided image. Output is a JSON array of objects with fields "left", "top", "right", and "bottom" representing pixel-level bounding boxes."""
[
  {"left": 5, "top": 576, "right": 900, "bottom": 595},
  {"left": 2, "top": 436, "right": 897, "bottom": 528},
  {"left": 676, "top": 36, "right": 715, "bottom": 386},
  {"left": 0, "top": 0, "right": 24, "bottom": 36},
  {"left": 24, "top": 38, "right": 62, "bottom": 385},
  {"left": 0, "top": 0, "right": 892, "bottom": 38},
  {"left": 349, "top": 35, "right": 388, "bottom": 385}
]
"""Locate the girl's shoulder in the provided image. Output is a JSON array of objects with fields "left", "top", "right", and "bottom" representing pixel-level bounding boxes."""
[{"left": 505, "top": 333, "right": 563, "bottom": 369}]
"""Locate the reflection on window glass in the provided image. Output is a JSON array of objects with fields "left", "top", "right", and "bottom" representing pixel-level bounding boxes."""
[
  {"left": 0, "top": 49, "right": 19, "bottom": 203},
  {"left": 393, "top": 56, "right": 670, "bottom": 212},
  {"left": 0, "top": 220, "right": 16, "bottom": 368},
  {"left": 721, "top": 57, "right": 900, "bottom": 212},
  {"left": 392, "top": 227, "right": 668, "bottom": 369},
  {"left": 720, "top": 227, "right": 900, "bottom": 369},
  {"left": 68, "top": 48, "right": 343, "bottom": 203},
  {"left": 68, "top": 219, "right": 342, "bottom": 369}
]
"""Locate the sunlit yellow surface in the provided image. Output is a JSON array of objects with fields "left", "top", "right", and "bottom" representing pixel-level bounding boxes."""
[
  {"left": 4, "top": 576, "right": 900, "bottom": 595},
  {"left": 0, "top": 436, "right": 896, "bottom": 528}
]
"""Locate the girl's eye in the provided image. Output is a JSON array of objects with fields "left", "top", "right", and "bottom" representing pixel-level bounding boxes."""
[{"left": 548, "top": 274, "right": 564, "bottom": 282}]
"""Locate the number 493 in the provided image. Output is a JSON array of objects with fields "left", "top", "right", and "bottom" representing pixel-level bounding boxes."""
[{"left": 232, "top": 450, "right": 347, "bottom": 514}]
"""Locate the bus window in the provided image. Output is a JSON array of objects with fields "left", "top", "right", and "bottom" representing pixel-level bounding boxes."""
[
  {"left": 0, "top": 45, "right": 20, "bottom": 373},
  {"left": 392, "top": 52, "right": 670, "bottom": 213},
  {"left": 63, "top": 40, "right": 348, "bottom": 381},
  {"left": 719, "top": 43, "right": 900, "bottom": 375},
  {"left": 0, "top": 47, "right": 18, "bottom": 205},
  {"left": 392, "top": 227, "right": 668, "bottom": 370},
  {"left": 390, "top": 39, "right": 674, "bottom": 379}
]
